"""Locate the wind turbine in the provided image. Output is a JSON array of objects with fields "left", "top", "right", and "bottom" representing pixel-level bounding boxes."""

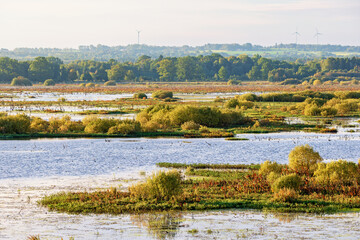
[
  {"left": 293, "top": 27, "right": 300, "bottom": 46},
  {"left": 314, "top": 28, "right": 322, "bottom": 45},
  {"left": 136, "top": 30, "right": 141, "bottom": 45}
]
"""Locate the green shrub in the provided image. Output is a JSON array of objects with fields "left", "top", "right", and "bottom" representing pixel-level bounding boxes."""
[
  {"left": 0, "top": 114, "right": 31, "bottom": 133},
  {"left": 82, "top": 116, "right": 116, "bottom": 133},
  {"left": 129, "top": 170, "right": 182, "bottom": 201},
  {"left": 236, "top": 93, "right": 258, "bottom": 102},
  {"left": 79, "top": 83, "right": 86, "bottom": 87},
  {"left": 314, "top": 160, "right": 359, "bottom": 185},
  {"left": 11, "top": 76, "right": 32, "bottom": 86},
  {"left": 133, "top": 93, "right": 148, "bottom": 99},
  {"left": 320, "top": 107, "right": 337, "bottom": 117},
  {"left": 85, "top": 83, "right": 95, "bottom": 88},
  {"left": 169, "top": 106, "right": 222, "bottom": 127},
  {"left": 227, "top": 79, "right": 241, "bottom": 85},
  {"left": 43, "top": 79, "right": 55, "bottom": 86},
  {"left": 259, "top": 160, "right": 283, "bottom": 177},
  {"left": 259, "top": 93, "right": 294, "bottom": 102},
  {"left": 181, "top": 121, "right": 200, "bottom": 130},
  {"left": 313, "top": 79, "right": 322, "bottom": 86},
  {"left": 107, "top": 121, "right": 141, "bottom": 134},
  {"left": 304, "top": 104, "right": 321, "bottom": 116},
  {"left": 280, "top": 78, "right": 302, "bottom": 85},
  {"left": 224, "top": 99, "right": 254, "bottom": 109},
  {"left": 271, "top": 173, "right": 301, "bottom": 192},
  {"left": 104, "top": 80, "right": 116, "bottom": 86},
  {"left": 137, "top": 105, "right": 245, "bottom": 129},
  {"left": 288, "top": 144, "right": 323, "bottom": 175},
  {"left": 30, "top": 117, "right": 49, "bottom": 133},
  {"left": 48, "top": 116, "right": 84, "bottom": 133},
  {"left": 152, "top": 91, "right": 173, "bottom": 99}
]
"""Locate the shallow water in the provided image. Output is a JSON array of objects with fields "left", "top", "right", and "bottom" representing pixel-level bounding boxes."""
[
  {"left": 0, "top": 173, "right": 359, "bottom": 240},
  {"left": 1, "top": 91, "right": 255, "bottom": 102},
  {"left": 1, "top": 134, "right": 360, "bottom": 239},
  {"left": 0, "top": 132, "right": 359, "bottom": 179}
]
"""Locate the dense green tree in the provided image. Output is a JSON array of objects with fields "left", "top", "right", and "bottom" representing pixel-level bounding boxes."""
[
  {"left": 28, "top": 57, "right": 55, "bottom": 82},
  {"left": 218, "top": 66, "right": 228, "bottom": 80},
  {"left": 157, "top": 59, "right": 176, "bottom": 81},
  {"left": 107, "top": 64, "right": 126, "bottom": 81}
]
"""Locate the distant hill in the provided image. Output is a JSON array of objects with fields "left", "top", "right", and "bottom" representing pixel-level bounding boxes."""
[{"left": 0, "top": 43, "right": 359, "bottom": 62}]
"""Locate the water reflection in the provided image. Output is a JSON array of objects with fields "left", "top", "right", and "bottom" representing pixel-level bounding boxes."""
[{"left": 131, "top": 212, "right": 183, "bottom": 239}]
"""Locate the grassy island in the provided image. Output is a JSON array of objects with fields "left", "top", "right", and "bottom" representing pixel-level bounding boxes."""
[{"left": 40, "top": 145, "right": 360, "bottom": 214}]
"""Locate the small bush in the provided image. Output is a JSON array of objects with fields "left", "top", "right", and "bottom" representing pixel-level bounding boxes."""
[
  {"left": 152, "top": 91, "right": 173, "bottom": 99},
  {"left": 236, "top": 93, "right": 258, "bottom": 102},
  {"left": 129, "top": 170, "right": 182, "bottom": 201},
  {"left": 181, "top": 121, "right": 200, "bottom": 130},
  {"left": 85, "top": 83, "right": 95, "bottom": 88},
  {"left": 107, "top": 121, "right": 141, "bottom": 135},
  {"left": 273, "top": 188, "right": 298, "bottom": 202},
  {"left": 288, "top": 144, "right": 323, "bottom": 175},
  {"left": 104, "top": 80, "right": 116, "bottom": 86},
  {"left": 227, "top": 79, "right": 241, "bottom": 85},
  {"left": 271, "top": 173, "right": 301, "bottom": 192},
  {"left": 259, "top": 160, "right": 283, "bottom": 177},
  {"left": 43, "top": 79, "right": 55, "bottom": 86},
  {"left": 133, "top": 93, "right": 148, "bottom": 99},
  {"left": 79, "top": 83, "right": 86, "bottom": 87},
  {"left": 313, "top": 79, "right": 322, "bottom": 86},
  {"left": 11, "top": 76, "right": 32, "bottom": 86},
  {"left": 224, "top": 99, "right": 254, "bottom": 109}
]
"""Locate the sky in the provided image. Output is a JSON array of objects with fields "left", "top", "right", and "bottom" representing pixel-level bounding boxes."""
[{"left": 0, "top": 0, "right": 359, "bottom": 49}]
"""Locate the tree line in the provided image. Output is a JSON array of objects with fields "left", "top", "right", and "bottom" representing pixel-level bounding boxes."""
[
  {"left": 1, "top": 43, "right": 359, "bottom": 62},
  {"left": 0, "top": 54, "right": 359, "bottom": 84}
]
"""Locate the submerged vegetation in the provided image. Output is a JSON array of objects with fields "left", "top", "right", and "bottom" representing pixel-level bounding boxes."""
[{"left": 40, "top": 145, "right": 360, "bottom": 214}]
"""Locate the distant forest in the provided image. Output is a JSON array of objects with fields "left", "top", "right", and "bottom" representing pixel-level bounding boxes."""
[
  {"left": 0, "top": 54, "right": 359, "bottom": 84},
  {"left": 0, "top": 43, "right": 359, "bottom": 62}
]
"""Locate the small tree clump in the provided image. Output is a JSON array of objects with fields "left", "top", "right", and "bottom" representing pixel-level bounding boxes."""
[
  {"left": 11, "top": 76, "right": 32, "bottom": 86},
  {"left": 133, "top": 93, "right": 148, "bottom": 99},
  {"left": 85, "top": 83, "right": 95, "bottom": 88},
  {"left": 30, "top": 117, "right": 49, "bottom": 133},
  {"left": 314, "top": 160, "right": 359, "bottom": 185},
  {"left": 152, "top": 91, "right": 173, "bottom": 99},
  {"left": 104, "top": 80, "right": 116, "bottom": 86},
  {"left": 43, "top": 79, "right": 55, "bottom": 86},
  {"left": 107, "top": 121, "right": 141, "bottom": 135},
  {"left": 288, "top": 144, "right": 323, "bottom": 175}
]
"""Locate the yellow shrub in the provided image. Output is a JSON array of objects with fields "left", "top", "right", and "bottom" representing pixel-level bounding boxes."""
[
  {"left": 288, "top": 144, "right": 323, "bottom": 175},
  {"left": 314, "top": 160, "right": 359, "bottom": 185},
  {"left": 129, "top": 170, "right": 183, "bottom": 201},
  {"left": 271, "top": 173, "right": 302, "bottom": 192}
]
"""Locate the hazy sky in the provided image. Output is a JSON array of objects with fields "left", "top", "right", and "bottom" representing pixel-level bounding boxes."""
[{"left": 0, "top": 0, "right": 359, "bottom": 49}]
